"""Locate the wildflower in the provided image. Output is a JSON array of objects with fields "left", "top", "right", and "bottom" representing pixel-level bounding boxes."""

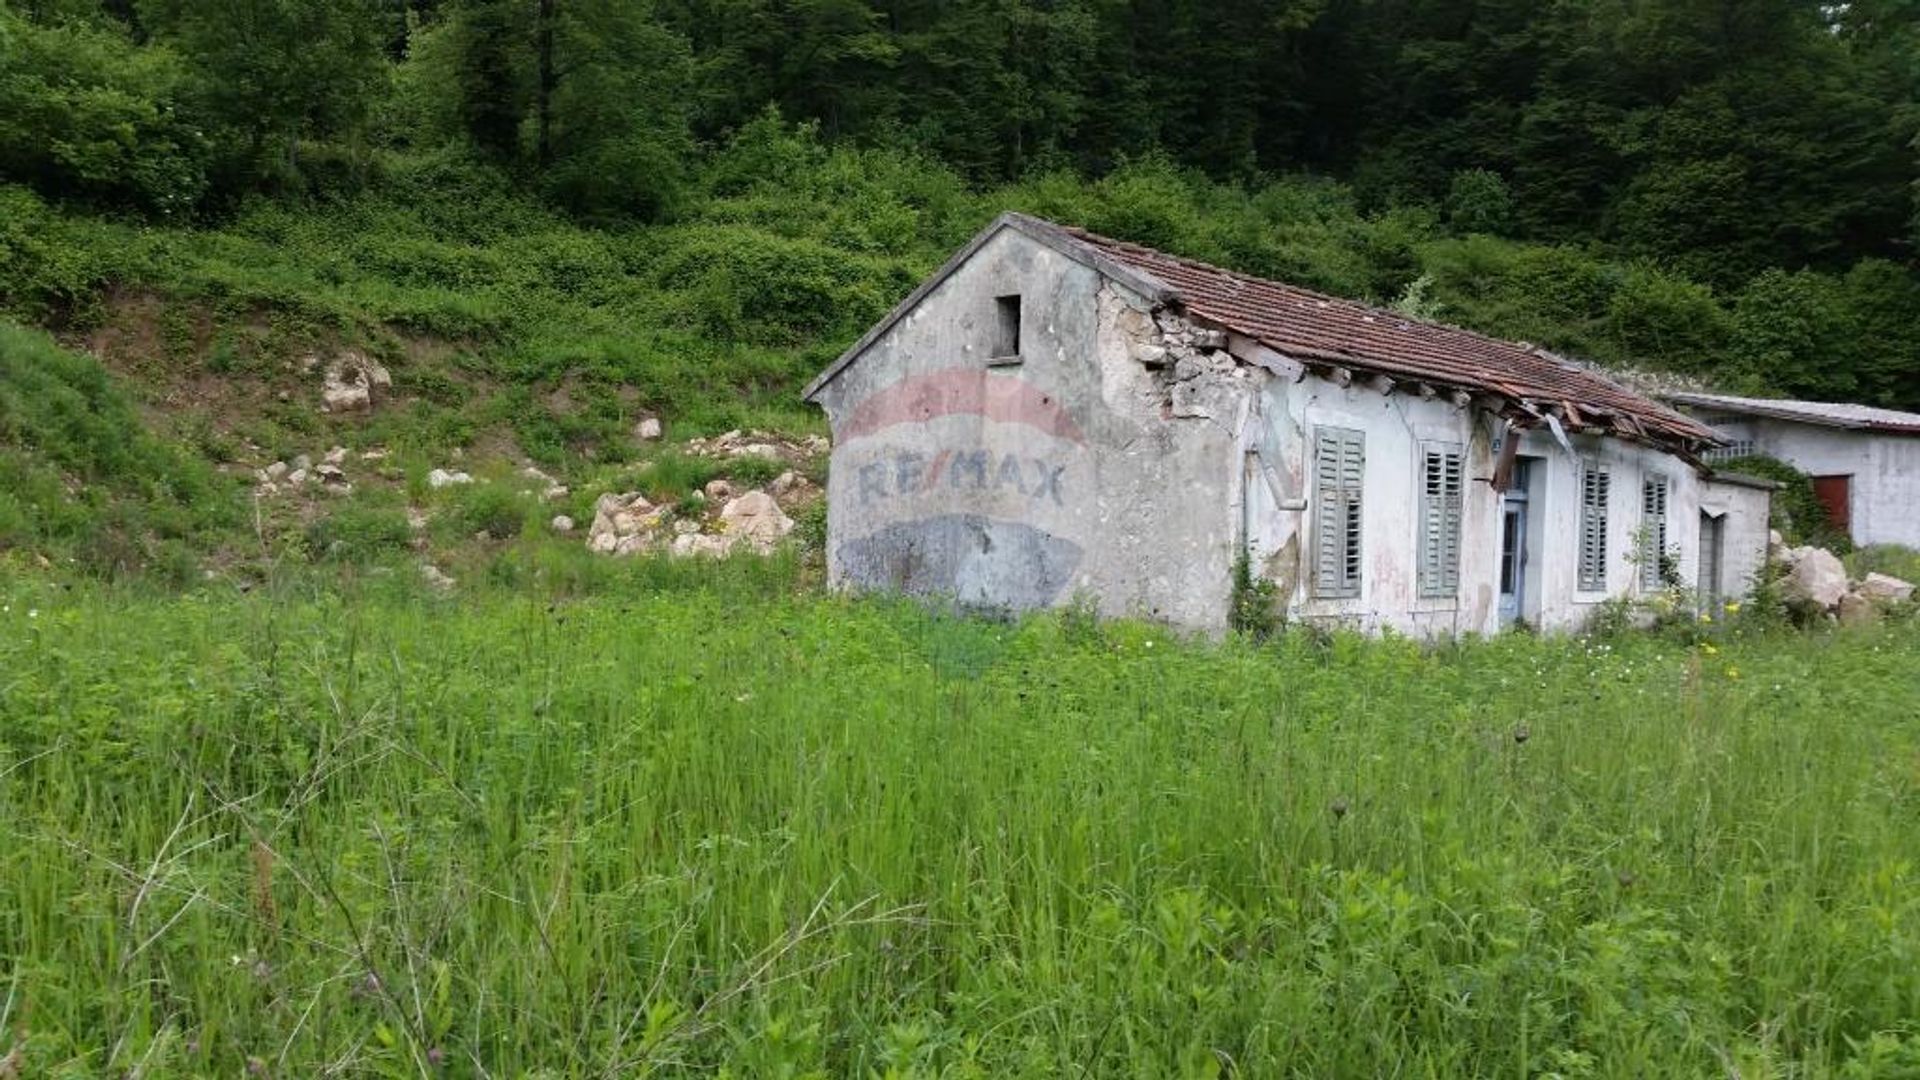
[
  {"left": 428, "top": 1047, "right": 447, "bottom": 1067},
  {"left": 1701, "top": 643, "right": 1718, "bottom": 655},
  {"left": 26, "top": 609, "right": 37, "bottom": 619},
  {"left": 1725, "top": 601, "right": 1741, "bottom": 615},
  {"left": 1725, "top": 666, "right": 1740, "bottom": 680},
  {"left": 1698, "top": 612, "right": 1712, "bottom": 624}
]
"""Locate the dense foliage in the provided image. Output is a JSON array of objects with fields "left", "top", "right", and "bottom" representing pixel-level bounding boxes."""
[{"left": 2, "top": 0, "right": 1917, "bottom": 412}]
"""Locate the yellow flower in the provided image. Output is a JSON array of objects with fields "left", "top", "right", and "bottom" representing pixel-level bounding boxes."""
[
  {"left": 1701, "top": 643, "right": 1718, "bottom": 655},
  {"left": 1725, "top": 666, "right": 1740, "bottom": 680},
  {"left": 1698, "top": 612, "right": 1713, "bottom": 623},
  {"left": 1725, "top": 601, "right": 1741, "bottom": 614}
]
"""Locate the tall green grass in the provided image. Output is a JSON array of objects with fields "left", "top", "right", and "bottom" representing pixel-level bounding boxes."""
[{"left": 2, "top": 576, "right": 1917, "bottom": 1076}]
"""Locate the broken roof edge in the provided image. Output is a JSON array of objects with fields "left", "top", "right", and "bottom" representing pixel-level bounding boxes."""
[{"left": 800, "top": 211, "right": 1180, "bottom": 403}]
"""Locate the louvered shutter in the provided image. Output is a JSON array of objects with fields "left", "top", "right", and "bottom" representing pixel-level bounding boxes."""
[
  {"left": 1640, "top": 475, "right": 1670, "bottom": 589},
  {"left": 1578, "top": 462, "right": 1610, "bottom": 592},
  {"left": 1419, "top": 443, "right": 1464, "bottom": 598},
  {"left": 1314, "top": 426, "right": 1365, "bottom": 598}
]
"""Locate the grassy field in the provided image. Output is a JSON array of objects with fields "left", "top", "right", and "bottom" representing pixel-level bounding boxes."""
[{"left": 2, "top": 569, "right": 1918, "bottom": 1077}]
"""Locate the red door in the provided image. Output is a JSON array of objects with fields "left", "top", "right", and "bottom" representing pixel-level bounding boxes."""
[{"left": 1811, "top": 475, "right": 1852, "bottom": 539}]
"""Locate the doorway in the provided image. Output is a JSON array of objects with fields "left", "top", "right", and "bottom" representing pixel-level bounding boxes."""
[
  {"left": 1698, "top": 510, "right": 1725, "bottom": 609},
  {"left": 1811, "top": 475, "right": 1852, "bottom": 541},
  {"left": 1498, "top": 459, "right": 1533, "bottom": 625}
]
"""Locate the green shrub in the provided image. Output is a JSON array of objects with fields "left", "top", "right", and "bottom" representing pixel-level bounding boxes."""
[
  {"left": 449, "top": 483, "right": 530, "bottom": 540},
  {"left": 303, "top": 502, "right": 414, "bottom": 563}
]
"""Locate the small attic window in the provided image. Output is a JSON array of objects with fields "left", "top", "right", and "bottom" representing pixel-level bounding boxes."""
[{"left": 989, "top": 295, "right": 1022, "bottom": 365}]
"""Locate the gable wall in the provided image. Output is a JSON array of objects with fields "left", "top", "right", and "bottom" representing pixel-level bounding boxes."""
[{"left": 811, "top": 227, "right": 1248, "bottom": 625}]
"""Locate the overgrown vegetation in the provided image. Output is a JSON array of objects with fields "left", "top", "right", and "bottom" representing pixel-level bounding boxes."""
[{"left": 2, "top": 578, "right": 1917, "bottom": 1074}]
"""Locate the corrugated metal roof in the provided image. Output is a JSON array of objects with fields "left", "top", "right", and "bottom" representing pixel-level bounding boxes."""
[
  {"left": 1665, "top": 392, "right": 1920, "bottom": 435},
  {"left": 1053, "top": 218, "right": 1716, "bottom": 448}
]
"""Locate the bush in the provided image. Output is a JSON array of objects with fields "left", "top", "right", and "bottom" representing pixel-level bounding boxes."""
[
  {"left": 303, "top": 502, "right": 414, "bottom": 563},
  {"left": 449, "top": 483, "right": 531, "bottom": 540}
]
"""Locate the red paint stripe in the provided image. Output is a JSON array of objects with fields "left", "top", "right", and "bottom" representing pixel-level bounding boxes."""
[
  {"left": 924, "top": 449, "right": 953, "bottom": 492},
  {"left": 839, "top": 367, "right": 1085, "bottom": 445}
]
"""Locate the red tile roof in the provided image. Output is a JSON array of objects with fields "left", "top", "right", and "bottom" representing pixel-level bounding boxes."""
[{"left": 1055, "top": 220, "right": 1717, "bottom": 448}]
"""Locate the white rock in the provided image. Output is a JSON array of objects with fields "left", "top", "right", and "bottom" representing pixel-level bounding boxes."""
[
  {"left": 704, "top": 479, "right": 734, "bottom": 501},
  {"left": 406, "top": 507, "right": 429, "bottom": 531},
  {"left": 801, "top": 435, "right": 830, "bottom": 454},
  {"left": 286, "top": 468, "right": 309, "bottom": 486},
  {"left": 323, "top": 446, "right": 349, "bottom": 465},
  {"left": 315, "top": 464, "right": 349, "bottom": 486},
  {"left": 1132, "top": 343, "right": 1169, "bottom": 366},
  {"left": 1859, "top": 572, "right": 1915, "bottom": 604},
  {"left": 360, "top": 449, "right": 389, "bottom": 462},
  {"left": 543, "top": 485, "right": 569, "bottom": 501},
  {"left": 769, "top": 471, "right": 800, "bottom": 498},
  {"left": 427, "top": 468, "right": 472, "bottom": 489},
  {"left": 262, "top": 461, "right": 289, "bottom": 481},
  {"left": 520, "top": 465, "right": 554, "bottom": 484},
  {"left": 550, "top": 515, "right": 575, "bottom": 533},
  {"left": 291, "top": 454, "right": 313, "bottom": 473},
  {"left": 421, "top": 564, "right": 455, "bottom": 591},
  {"left": 1783, "top": 546, "right": 1848, "bottom": 611},
  {"left": 635, "top": 417, "right": 663, "bottom": 441},
  {"left": 719, "top": 491, "right": 794, "bottom": 553},
  {"left": 1837, "top": 591, "right": 1880, "bottom": 626},
  {"left": 734, "top": 443, "right": 780, "bottom": 460},
  {"left": 670, "top": 532, "right": 735, "bottom": 559}
]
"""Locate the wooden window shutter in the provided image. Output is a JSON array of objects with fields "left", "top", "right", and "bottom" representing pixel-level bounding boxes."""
[
  {"left": 1578, "top": 461, "right": 1610, "bottom": 592},
  {"left": 1419, "top": 443, "right": 1464, "bottom": 598},
  {"left": 1640, "top": 475, "right": 1670, "bottom": 589},
  {"left": 1314, "top": 426, "right": 1365, "bottom": 598}
]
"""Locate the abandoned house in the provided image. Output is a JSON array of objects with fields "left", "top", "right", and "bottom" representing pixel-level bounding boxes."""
[
  {"left": 802, "top": 212, "right": 1773, "bottom": 635},
  {"left": 1666, "top": 392, "right": 1920, "bottom": 548}
]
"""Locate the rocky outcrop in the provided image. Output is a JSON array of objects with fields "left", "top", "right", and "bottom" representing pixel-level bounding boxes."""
[
  {"left": 319, "top": 352, "right": 392, "bottom": 413},
  {"left": 583, "top": 487, "right": 795, "bottom": 559}
]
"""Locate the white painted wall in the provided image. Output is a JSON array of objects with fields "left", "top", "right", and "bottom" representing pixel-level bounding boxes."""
[{"left": 1731, "top": 418, "right": 1920, "bottom": 547}]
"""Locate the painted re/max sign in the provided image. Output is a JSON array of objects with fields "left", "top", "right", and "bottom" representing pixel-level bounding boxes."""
[{"left": 854, "top": 447, "right": 1069, "bottom": 506}]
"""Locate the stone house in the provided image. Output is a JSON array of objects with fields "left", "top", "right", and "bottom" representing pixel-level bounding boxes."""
[
  {"left": 1667, "top": 392, "right": 1920, "bottom": 548},
  {"left": 802, "top": 213, "right": 1772, "bottom": 634}
]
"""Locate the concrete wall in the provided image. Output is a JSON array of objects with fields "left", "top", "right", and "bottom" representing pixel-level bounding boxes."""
[
  {"left": 1727, "top": 418, "right": 1920, "bottom": 547},
  {"left": 1699, "top": 477, "right": 1773, "bottom": 608},
  {"left": 815, "top": 228, "right": 1753, "bottom": 634},
  {"left": 812, "top": 227, "right": 1244, "bottom": 626}
]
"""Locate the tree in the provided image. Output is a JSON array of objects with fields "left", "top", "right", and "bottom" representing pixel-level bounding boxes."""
[{"left": 138, "top": 0, "right": 388, "bottom": 195}]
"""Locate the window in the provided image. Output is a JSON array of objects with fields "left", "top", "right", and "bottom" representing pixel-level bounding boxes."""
[
  {"left": 1419, "top": 443, "right": 1464, "bottom": 598},
  {"left": 1578, "top": 461, "right": 1610, "bottom": 592},
  {"left": 1702, "top": 440, "right": 1755, "bottom": 463},
  {"left": 1640, "top": 474, "right": 1670, "bottom": 589},
  {"left": 1313, "top": 426, "right": 1365, "bottom": 597},
  {"left": 990, "top": 295, "right": 1022, "bottom": 362}
]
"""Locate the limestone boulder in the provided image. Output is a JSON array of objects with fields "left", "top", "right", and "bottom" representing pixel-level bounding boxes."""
[
  {"left": 719, "top": 490, "right": 794, "bottom": 553},
  {"left": 1782, "top": 546, "right": 1848, "bottom": 611},
  {"left": 634, "top": 417, "right": 663, "bottom": 441},
  {"left": 1858, "top": 572, "right": 1915, "bottom": 605},
  {"left": 1837, "top": 592, "right": 1880, "bottom": 627},
  {"left": 427, "top": 468, "right": 472, "bottom": 489},
  {"left": 587, "top": 492, "right": 661, "bottom": 555}
]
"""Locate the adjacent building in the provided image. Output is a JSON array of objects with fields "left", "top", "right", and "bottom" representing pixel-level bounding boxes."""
[
  {"left": 1667, "top": 392, "right": 1920, "bottom": 548},
  {"left": 803, "top": 213, "right": 1772, "bottom": 634}
]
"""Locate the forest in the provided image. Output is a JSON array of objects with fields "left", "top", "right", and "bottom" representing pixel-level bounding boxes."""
[{"left": 3, "top": 0, "right": 1918, "bottom": 409}]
